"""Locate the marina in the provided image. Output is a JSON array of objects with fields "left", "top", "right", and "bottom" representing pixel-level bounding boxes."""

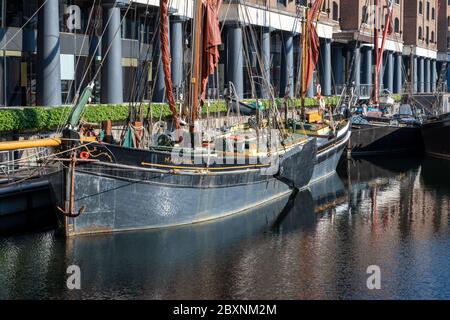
[
  {"left": 1, "top": 0, "right": 450, "bottom": 302},
  {"left": 2, "top": 157, "right": 450, "bottom": 299}
]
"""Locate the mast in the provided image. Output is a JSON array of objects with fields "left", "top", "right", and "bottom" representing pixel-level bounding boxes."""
[
  {"left": 410, "top": 45, "right": 414, "bottom": 97},
  {"left": 299, "top": 0, "right": 323, "bottom": 115},
  {"left": 300, "top": 6, "right": 309, "bottom": 114},
  {"left": 373, "top": 0, "right": 394, "bottom": 106},
  {"left": 190, "top": 0, "right": 203, "bottom": 127},
  {"left": 160, "top": 0, "right": 180, "bottom": 129},
  {"left": 373, "top": 0, "right": 379, "bottom": 106}
]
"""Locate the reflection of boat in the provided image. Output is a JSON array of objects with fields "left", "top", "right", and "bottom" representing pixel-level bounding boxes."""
[
  {"left": 273, "top": 173, "right": 346, "bottom": 233},
  {"left": 309, "top": 173, "right": 346, "bottom": 214},
  {"left": 420, "top": 157, "right": 450, "bottom": 192},
  {"left": 0, "top": 192, "right": 297, "bottom": 299},
  {"left": 338, "top": 156, "right": 421, "bottom": 185}
]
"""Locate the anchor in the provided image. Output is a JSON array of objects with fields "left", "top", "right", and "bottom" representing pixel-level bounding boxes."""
[{"left": 56, "top": 152, "right": 86, "bottom": 218}]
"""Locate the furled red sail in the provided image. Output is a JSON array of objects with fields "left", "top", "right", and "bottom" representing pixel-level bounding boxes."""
[
  {"left": 160, "top": 0, "right": 180, "bottom": 129},
  {"left": 200, "top": 0, "right": 223, "bottom": 103},
  {"left": 301, "top": 0, "right": 323, "bottom": 97}
]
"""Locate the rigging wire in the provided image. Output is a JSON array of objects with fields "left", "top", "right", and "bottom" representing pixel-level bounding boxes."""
[
  {"left": 64, "top": 0, "right": 100, "bottom": 106},
  {"left": 0, "top": 0, "right": 50, "bottom": 51}
]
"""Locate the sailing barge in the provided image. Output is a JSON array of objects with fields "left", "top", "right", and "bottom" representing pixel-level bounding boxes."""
[
  {"left": 348, "top": 0, "right": 423, "bottom": 156},
  {"left": 46, "top": 0, "right": 318, "bottom": 236}
]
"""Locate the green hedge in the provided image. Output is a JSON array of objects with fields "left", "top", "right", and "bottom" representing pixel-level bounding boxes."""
[{"left": 0, "top": 97, "right": 346, "bottom": 133}]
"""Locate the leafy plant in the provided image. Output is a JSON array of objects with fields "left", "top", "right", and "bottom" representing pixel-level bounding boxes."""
[{"left": 0, "top": 97, "right": 340, "bottom": 133}]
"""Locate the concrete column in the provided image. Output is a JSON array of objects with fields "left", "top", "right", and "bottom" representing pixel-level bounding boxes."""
[
  {"left": 447, "top": 64, "right": 450, "bottom": 92},
  {"left": 353, "top": 47, "right": 361, "bottom": 91},
  {"left": 280, "top": 32, "right": 294, "bottom": 97},
  {"left": 424, "top": 58, "right": 431, "bottom": 93},
  {"left": 418, "top": 57, "right": 425, "bottom": 93},
  {"left": 393, "top": 53, "right": 402, "bottom": 93},
  {"left": 378, "top": 54, "right": 384, "bottom": 92},
  {"left": 36, "top": 0, "right": 61, "bottom": 106},
  {"left": 431, "top": 59, "right": 437, "bottom": 92},
  {"left": 413, "top": 56, "right": 418, "bottom": 93},
  {"left": 362, "top": 46, "right": 372, "bottom": 88},
  {"left": 0, "top": 57, "right": 4, "bottom": 106},
  {"left": 228, "top": 23, "right": 244, "bottom": 98},
  {"left": 170, "top": 17, "right": 184, "bottom": 97},
  {"left": 101, "top": 1, "right": 124, "bottom": 104},
  {"left": 153, "top": 26, "right": 167, "bottom": 102},
  {"left": 332, "top": 46, "right": 344, "bottom": 94},
  {"left": 320, "top": 38, "right": 332, "bottom": 96},
  {"left": 261, "top": 27, "right": 271, "bottom": 98},
  {"left": 384, "top": 51, "right": 394, "bottom": 93}
]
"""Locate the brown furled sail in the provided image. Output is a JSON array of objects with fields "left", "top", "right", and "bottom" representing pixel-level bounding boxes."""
[
  {"left": 200, "top": 0, "right": 223, "bottom": 104},
  {"left": 160, "top": 0, "right": 180, "bottom": 129}
]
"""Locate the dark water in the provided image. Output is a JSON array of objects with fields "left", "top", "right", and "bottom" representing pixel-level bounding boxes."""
[{"left": 1, "top": 156, "right": 450, "bottom": 300}]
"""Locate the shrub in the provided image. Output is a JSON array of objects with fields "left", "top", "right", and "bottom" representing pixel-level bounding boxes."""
[{"left": 0, "top": 98, "right": 339, "bottom": 133}]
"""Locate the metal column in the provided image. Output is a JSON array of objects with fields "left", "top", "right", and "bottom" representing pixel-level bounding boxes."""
[
  {"left": 418, "top": 56, "right": 425, "bottom": 93},
  {"left": 332, "top": 46, "right": 344, "bottom": 95},
  {"left": 320, "top": 38, "right": 332, "bottom": 96},
  {"left": 280, "top": 32, "right": 294, "bottom": 97},
  {"left": 261, "top": 27, "right": 271, "bottom": 98},
  {"left": 393, "top": 53, "right": 403, "bottom": 93},
  {"left": 36, "top": 0, "right": 62, "bottom": 106},
  {"left": 101, "top": 0, "right": 126, "bottom": 104},
  {"left": 170, "top": 17, "right": 184, "bottom": 98},
  {"left": 228, "top": 23, "right": 244, "bottom": 98},
  {"left": 384, "top": 51, "right": 394, "bottom": 93}
]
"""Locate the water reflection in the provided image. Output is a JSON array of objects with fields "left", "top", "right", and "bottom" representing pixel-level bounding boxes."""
[{"left": 1, "top": 157, "right": 450, "bottom": 299}]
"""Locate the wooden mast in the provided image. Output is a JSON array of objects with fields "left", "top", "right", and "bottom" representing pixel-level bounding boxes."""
[
  {"left": 373, "top": 0, "right": 380, "bottom": 106},
  {"left": 300, "top": 6, "right": 309, "bottom": 116},
  {"left": 373, "top": 0, "right": 394, "bottom": 106},
  {"left": 190, "top": 0, "right": 203, "bottom": 128}
]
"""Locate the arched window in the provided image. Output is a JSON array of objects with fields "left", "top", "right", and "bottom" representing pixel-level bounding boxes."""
[
  {"left": 431, "top": 31, "right": 435, "bottom": 43},
  {"left": 332, "top": 1, "right": 339, "bottom": 21},
  {"left": 418, "top": 26, "right": 423, "bottom": 40},
  {"left": 419, "top": 1, "right": 423, "bottom": 15},
  {"left": 394, "top": 18, "right": 400, "bottom": 33}
]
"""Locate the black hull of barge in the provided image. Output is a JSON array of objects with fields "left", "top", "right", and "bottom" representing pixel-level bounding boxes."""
[
  {"left": 49, "top": 140, "right": 317, "bottom": 236},
  {"left": 349, "top": 123, "right": 423, "bottom": 156},
  {"left": 421, "top": 114, "right": 450, "bottom": 160}
]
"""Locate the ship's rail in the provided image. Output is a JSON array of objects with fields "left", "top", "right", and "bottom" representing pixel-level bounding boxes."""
[{"left": 0, "top": 147, "right": 51, "bottom": 182}]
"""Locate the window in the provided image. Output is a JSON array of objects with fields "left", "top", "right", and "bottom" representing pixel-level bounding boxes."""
[
  {"left": 426, "top": 2, "right": 430, "bottom": 20},
  {"left": 394, "top": 18, "right": 400, "bottom": 33},
  {"left": 332, "top": 1, "right": 339, "bottom": 21},
  {"left": 418, "top": 26, "right": 422, "bottom": 40},
  {"left": 419, "top": 1, "right": 423, "bottom": 15}
]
